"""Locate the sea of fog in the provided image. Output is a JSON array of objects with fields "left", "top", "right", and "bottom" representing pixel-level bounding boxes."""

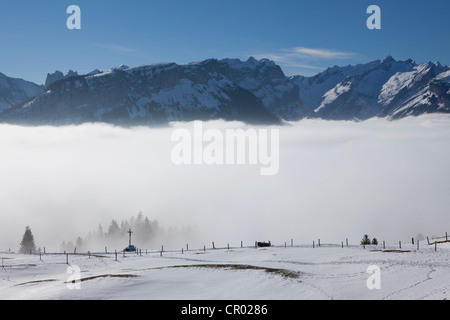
[{"left": 0, "top": 115, "right": 449, "bottom": 252}]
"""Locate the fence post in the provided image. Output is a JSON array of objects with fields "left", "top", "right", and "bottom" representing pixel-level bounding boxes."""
[
  {"left": 346, "top": 238, "right": 348, "bottom": 247},
  {"left": 115, "top": 250, "right": 117, "bottom": 261},
  {"left": 291, "top": 239, "right": 293, "bottom": 247},
  {"left": 417, "top": 240, "right": 419, "bottom": 251},
  {"left": 412, "top": 238, "right": 414, "bottom": 245},
  {"left": 427, "top": 237, "right": 430, "bottom": 245},
  {"left": 446, "top": 232, "right": 448, "bottom": 242},
  {"left": 318, "top": 239, "right": 320, "bottom": 247},
  {"left": 399, "top": 241, "right": 401, "bottom": 249},
  {"left": 383, "top": 241, "right": 385, "bottom": 250},
  {"left": 241, "top": 241, "right": 243, "bottom": 248},
  {"left": 435, "top": 242, "right": 437, "bottom": 251},
  {"left": 212, "top": 242, "right": 215, "bottom": 249},
  {"left": 313, "top": 241, "right": 315, "bottom": 249},
  {"left": 66, "top": 253, "right": 69, "bottom": 265}
]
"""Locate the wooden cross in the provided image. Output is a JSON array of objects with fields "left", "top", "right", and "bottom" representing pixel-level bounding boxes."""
[{"left": 128, "top": 229, "right": 133, "bottom": 247}]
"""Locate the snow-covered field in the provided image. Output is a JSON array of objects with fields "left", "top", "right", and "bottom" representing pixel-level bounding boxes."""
[{"left": 1, "top": 242, "right": 449, "bottom": 300}]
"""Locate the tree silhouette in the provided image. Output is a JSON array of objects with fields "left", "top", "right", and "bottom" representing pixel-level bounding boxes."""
[
  {"left": 361, "top": 234, "right": 371, "bottom": 245},
  {"left": 19, "top": 226, "right": 37, "bottom": 254},
  {"left": 60, "top": 212, "right": 196, "bottom": 252}
]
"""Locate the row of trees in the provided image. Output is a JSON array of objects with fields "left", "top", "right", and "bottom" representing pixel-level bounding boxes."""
[
  {"left": 17, "top": 213, "right": 198, "bottom": 254},
  {"left": 360, "top": 234, "right": 427, "bottom": 246},
  {"left": 61, "top": 212, "right": 198, "bottom": 252},
  {"left": 361, "top": 234, "right": 378, "bottom": 246}
]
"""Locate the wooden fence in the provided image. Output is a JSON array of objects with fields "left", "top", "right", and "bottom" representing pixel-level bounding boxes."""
[{"left": 2, "top": 232, "right": 449, "bottom": 266}]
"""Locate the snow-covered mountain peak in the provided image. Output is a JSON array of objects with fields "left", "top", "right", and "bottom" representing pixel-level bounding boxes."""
[{"left": 110, "top": 64, "right": 130, "bottom": 72}]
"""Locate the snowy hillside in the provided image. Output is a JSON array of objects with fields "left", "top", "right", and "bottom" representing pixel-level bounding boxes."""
[{"left": 1, "top": 241, "right": 449, "bottom": 300}]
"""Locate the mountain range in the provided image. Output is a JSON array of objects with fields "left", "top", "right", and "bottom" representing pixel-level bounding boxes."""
[{"left": 0, "top": 56, "right": 448, "bottom": 126}]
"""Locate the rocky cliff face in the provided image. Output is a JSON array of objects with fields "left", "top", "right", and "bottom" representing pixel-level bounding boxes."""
[{"left": 45, "top": 70, "right": 79, "bottom": 88}]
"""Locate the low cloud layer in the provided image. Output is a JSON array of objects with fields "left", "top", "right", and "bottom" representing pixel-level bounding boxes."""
[{"left": 1, "top": 115, "right": 449, "bottom": 252}]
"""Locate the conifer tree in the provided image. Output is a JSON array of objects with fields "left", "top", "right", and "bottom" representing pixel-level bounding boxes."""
[
  {"left": 361, "top": 234, "right": 371, "bottom": 245},
  {"left": 19, "top": 226, "right": 37, "bottom": 254}
]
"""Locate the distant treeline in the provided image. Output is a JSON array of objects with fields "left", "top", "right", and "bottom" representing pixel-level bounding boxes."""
[{"left": 61, "top": 212, "right": 198, "bottom": 252}]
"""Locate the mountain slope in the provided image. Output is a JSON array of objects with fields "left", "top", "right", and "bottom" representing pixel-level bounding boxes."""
[
  {"left": 213, "top": 57, "right": 309, "bottom": 120},
  {"left": 0, "top": 72, "right": 44, "bottom": 112},
  {"left": 379, "top": 63, "right": 450, "bottom": 119}
]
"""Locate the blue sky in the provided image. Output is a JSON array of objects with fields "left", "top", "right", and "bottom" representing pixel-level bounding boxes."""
[{"left": 0, "top": 0, "right": 449, "bottom": 84}]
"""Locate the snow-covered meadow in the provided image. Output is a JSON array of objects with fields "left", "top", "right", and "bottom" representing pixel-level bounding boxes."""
[{"left": 1, "top": 241, "right": 449, "bottom": 300}]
